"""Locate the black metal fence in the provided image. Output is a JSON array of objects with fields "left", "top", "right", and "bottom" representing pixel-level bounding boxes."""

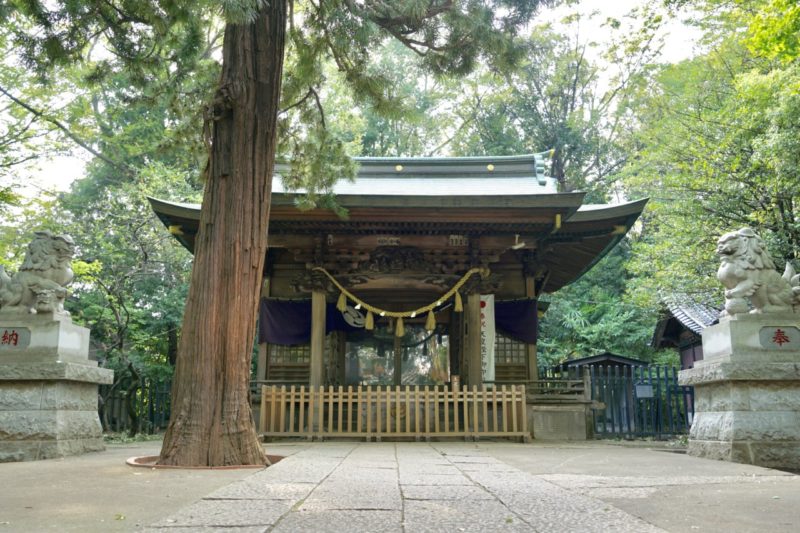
[
  {"left": 544, "top": 365, "right": 694, "bottom": 439},
  {"left": 100, "top": 378, "right": 172, "bottom": 434}
]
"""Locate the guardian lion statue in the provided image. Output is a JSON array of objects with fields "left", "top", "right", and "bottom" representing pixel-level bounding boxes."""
[
  {"left": 0, "top": 230, "right": 75, "bottom": 315},
  {"left": 717, "top": 228, "right": 800, "bottom": 316}
]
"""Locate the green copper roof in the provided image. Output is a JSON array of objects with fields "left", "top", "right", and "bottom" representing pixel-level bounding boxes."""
[{"left": 274, "top": 152, "right": 558, "bottom": 195}]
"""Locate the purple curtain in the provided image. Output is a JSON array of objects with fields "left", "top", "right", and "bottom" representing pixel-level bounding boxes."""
[
  {"left": 258, "top": 299, "right": 362, "bottom": 345},
  {"left": 495, "top": 299, "right": 538, "bottom": 344},
  {"left": 258, "top": 299, "right": 312, "bottom": 345}
]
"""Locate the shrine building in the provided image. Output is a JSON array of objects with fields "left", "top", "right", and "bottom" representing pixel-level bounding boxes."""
[{"left": 150, "top": 153, "right": 646, "bottom": 440}]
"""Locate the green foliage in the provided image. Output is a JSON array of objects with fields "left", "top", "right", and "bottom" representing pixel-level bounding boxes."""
[
  {"left": 746, "top": 0, "right": 800, "bottom": 62},
  {"left": 538, "top": 244, "right": 671, "bottom": 368},
  {"left": 622, "top": 25, "right": 800, "bottom": 310}
]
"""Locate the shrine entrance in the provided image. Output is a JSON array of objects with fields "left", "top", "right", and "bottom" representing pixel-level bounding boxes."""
[
  {"left": 343, "top": 324, "right": 451, "bottom": 387},
  {"left": 150, "top": 153, "right": 647, "bottom": 440}
]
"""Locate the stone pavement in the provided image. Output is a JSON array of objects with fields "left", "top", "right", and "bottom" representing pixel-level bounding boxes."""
[
  {"left": 144, "top": 441, "right": 799, "bottom": 533},
  {"left": 2, "top": 440, "right": 799, "bottom": 532}
]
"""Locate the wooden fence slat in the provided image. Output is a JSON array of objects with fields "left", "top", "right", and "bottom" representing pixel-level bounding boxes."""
[
  {"left": 510, "top": 385, "right": 518, "bottom": 433},
  {"left": 278, "top": 386, "right": 286, "bottom": 433},
  {"left": 299, "top": 386, "right": 306, "bottom": 436},
  {"left": 471, "top": 385, "right": 479, "bottom": 437},
  {"left": 307, "top": 387, "right": 315, "bottom": 441},
  {"left": 366, "top": 386, "right": 372, "bottom": 438},
  {"left": 461, "top": 386, "right": 468, "bottom": 436},
  {"left": 492, "top": 386, "right": 499, "bottom": 433},
  {"left": 375, "top": 386, "right": 382, "bottom": 437},
  {"left": 316, "top": 385, "right": 325, "bottom": 439},
  {"left": 259, "top": 384, "right": 530, "bottom": 441},
  {"left": 414, "top": 386, "right": 420, "bottom": 437},
  {"left": 288, "top": 385, "right": 296, "bottom": 434},
  {"left": 260, "top": 386, "right": 267, "bottom": 433},
  {"left": 482, "top": 385, "right": 489, "bottom": 435}
]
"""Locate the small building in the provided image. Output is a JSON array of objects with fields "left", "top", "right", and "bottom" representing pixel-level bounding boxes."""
[
  {"left": 557, "top": 352, "right": 648, "bottom": 374},
  {"left": 653, "top": 299, "right": 719, "bottom": 369},
  {"left": 150, "top": 153, "right": 647, "bottom": 440}
]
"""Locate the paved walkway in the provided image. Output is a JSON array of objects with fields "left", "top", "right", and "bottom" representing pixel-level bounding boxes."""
[
  {"left": 145, "top": 441, "right": 799, "bottom": 533},
  {"left": 2, "top": 440, "right": 799, "bottom": 532}
]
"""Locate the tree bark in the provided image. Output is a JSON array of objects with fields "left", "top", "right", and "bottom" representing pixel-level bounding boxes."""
[
  {"left": 125, "top": 363, "right": 141, "bottom": 438},
  {"left": 158, "top": 2, "right": 287, "bottom": 466}
]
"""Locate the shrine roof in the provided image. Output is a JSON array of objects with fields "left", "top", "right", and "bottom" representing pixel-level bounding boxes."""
[
  {"left": 273, "top": 153, "right": 558, "bottom": 196},
  {"left": 148, "top": 153, "right": 648, "bottom": 294}
]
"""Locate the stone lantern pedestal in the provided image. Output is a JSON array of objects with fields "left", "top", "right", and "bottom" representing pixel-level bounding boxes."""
[
  {"left": 0, "top": 311, "right": 114, "bottom": 462},
  {"left": 679, "top": 313, "right": 800, "bottom": 469}
]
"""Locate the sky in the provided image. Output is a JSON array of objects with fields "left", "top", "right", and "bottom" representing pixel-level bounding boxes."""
[{"left": 16, "top": 0, "right": 703, "bottom": 197}]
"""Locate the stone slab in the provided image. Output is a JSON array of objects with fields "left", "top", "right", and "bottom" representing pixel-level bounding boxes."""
[
  {"left": 684, "top": 314, "right": 800, "bottom": 469},
  {"left": 680, "top": 361, "right": 800, "bottom": 384},
  {"left": 205, "top": 480, "right": 314, "bottom": 500},
  {"left": 0, "top": 361, "right": 113, "bottom": 384},
  {"left": 272, "top": 510, "right": 402, "bottom": 533},
  {"left": 699, "top": 314, "right": 800, "bottom": 361},
  {"left": 0, "top": 409, "right": 103, "bottom": 441},
  {"left": 403, "top": 498, "right": 532, "bottom": 532},
  {"left": 530, "top": 404, "right": 591, "bottom": 440},
  {"left": 300, "top": 480, "right": 402, "bottom": 511},
  {"left": 402, "top": 484, "right": 495, "bottom": 501},
  {"left": 690, "top": 410, "right": 800, "bottom": 441},
  {"left": 0, "top": 315, "right": 91, "bottom": 363},
  {"left": 398, "top": 472, "right": 473, "bottom": 485},
  {"left": 0, "top": 381, "right": 99, "bottom": 411},
  {"left": 150, "top": 499, "right": 293, "bottom": 528},
  {"left": 145, "top": 527, "right": 268, "bottom": 533},
  {"left": 688, "top": 439, "right": 800, "bottom": 470}
]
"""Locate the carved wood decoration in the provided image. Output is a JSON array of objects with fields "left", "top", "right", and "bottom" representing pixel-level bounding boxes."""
[
  {"left": 290, "top": 244, "right": 507, "bottom": 294},
  {"left": 291, "top": 270, "right": 334, "bottom": 294},
  {"left": 359, "top": 246, "right": 431, "bottom": 273}
]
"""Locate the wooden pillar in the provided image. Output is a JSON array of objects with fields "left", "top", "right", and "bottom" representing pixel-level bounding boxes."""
[
  {"left": 310, "top": 289, "right": 326, "bottom": 387},
  {"left": 256, "top": 277, "right": 270, "bottom": 383},
  {"left": 336, "top": 332, "right": 346, "bottom": 386},
  {"left": 465, "top": 292, "right": 483, "bottom": 387},
  {"left": 393, "top": 334, "right": 403, "bottom": 386},
  {"left": 525, "top": 276, "right": 539, "bottom": 382}
]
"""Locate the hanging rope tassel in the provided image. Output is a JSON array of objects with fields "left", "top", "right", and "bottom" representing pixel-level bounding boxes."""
[
  {"left": 395, "top": 317, "right": 405, "bottom": 337},
  {"left": 365, "top": 310, "right": 374, "bottom": 330},
  {"left": 425, "top": 310, "right": 436, "bottom": 331},
  {"left": 454, "top": 292, "right": 463, "bottom": 312},
  {"left": 336, "top": 292, "right": 347, "bottom": 312}
]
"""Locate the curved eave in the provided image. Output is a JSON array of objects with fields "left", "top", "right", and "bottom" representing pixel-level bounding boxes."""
[
  {"left": 147, "top": 196, "right": 201, "bottom": 252},
  {"left": 147, "top": 194, "right": 649, "bottom": 294},
  {"left": 148, "top": 193, "right": 588, "bottom": 252},
  {"left": 543, "top": 198, "right": 649, "bottom": 293}
]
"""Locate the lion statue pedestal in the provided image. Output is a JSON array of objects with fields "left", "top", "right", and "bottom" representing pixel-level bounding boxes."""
[
  {"left": 0, "top": 232, "right": 113, "bottom": 463},
  {"left": 680, "top": 228, "right": 800, "bottom": 470}
]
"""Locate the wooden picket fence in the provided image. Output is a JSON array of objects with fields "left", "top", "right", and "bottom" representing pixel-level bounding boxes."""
[{"left": 259, "top": 385, "right": 529, "bottom": 442}]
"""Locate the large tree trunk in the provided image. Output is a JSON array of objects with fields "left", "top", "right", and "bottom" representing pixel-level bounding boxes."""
[{"left": 158, "top": 2, "right": 287, "bottom": 466}]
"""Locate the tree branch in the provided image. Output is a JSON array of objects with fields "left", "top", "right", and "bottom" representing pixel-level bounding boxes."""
[{"left": 0, "top": 85, "right": 131, "bottom": 175}]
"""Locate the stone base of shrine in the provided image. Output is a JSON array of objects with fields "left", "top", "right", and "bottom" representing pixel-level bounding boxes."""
[
  {"left": 0, "top": 313, "right": 113, "bottom": 462},
  {"left": 529, "top": 403, "right": 592, "bottom": 441},
  {"left": 680, "top": 313, "right": 800, "bottom": 470}
]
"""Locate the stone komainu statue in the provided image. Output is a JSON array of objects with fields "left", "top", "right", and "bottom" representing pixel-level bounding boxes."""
[
  {"left": 717, "top": 228, "right": 800, "bottom": 316},
  {"left": 0, "top": 230, "right": 75, "bottom": 315}
]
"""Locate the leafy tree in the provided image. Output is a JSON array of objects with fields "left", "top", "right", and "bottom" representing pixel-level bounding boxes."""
[
  {"left": 447, "top": 9, "right": 664, "bottom": 197},
  {"left": 61, "top": 168, "right": 198, "bottom": 436},
  {"left": 623, "top": 23, "right": 800, "bottom": 309},
  {"left": 5, "top": 0, "right": 551, "bottom": 466},
  {"left": 538, "top": 243, "right": 674, "bottom": 368}
]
